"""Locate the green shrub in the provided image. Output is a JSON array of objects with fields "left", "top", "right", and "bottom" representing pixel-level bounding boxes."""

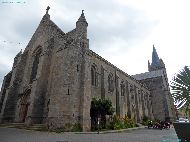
[
  {"left": 108, "top": 115, "right": 123, "bottom": 130},
  {"left": 108, "top": 115, "right": 137, "bottom": 130},
  {"left": 142, "top": 116, "right": 153, "bottom": 126}
]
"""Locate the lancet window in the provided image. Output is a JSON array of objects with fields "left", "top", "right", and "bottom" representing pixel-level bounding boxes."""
[{"left": 30, "top": 47, "right": 42, "bottom": 83}]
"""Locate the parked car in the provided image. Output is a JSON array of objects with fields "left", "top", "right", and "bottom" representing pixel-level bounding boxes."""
[{"left": 176, "top": 118, "right": 189, "bottom": 123}]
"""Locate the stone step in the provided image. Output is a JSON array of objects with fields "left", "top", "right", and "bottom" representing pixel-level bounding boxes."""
[
  {"left": 0, "top": 123, "right": 25, "bottom": 127},
  {"left": 29, "top": 124, "right": 46, "bottom": 129},
  {"left": 26, "top": 124, "right": 47, "bottom": 131},
  {"left": 0, "top": 123, "right": 46, "bottom": 131}
]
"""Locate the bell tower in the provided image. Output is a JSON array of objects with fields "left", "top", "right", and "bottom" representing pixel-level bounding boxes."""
[{"left": 148, "top": 45, "right": 165, "bottom": 72}]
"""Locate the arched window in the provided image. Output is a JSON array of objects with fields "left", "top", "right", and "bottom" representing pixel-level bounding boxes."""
[
  {"left": 129, "top": 84, "right": 134, "bottom": 92},
  {"left": 91, "top": 64, "right": 97, "bottom": 86},
  {"left": 138, "top": 89, "right": 141, "bottom": 102},
  {"left": 30, "top": 47, "right": 42, "bottom": 83},
  {"left": 108, "top": 73, "right": 114, "bottom": 92},
  {"left": 120, "top": 80, "right": 125, "bottom": 96}
]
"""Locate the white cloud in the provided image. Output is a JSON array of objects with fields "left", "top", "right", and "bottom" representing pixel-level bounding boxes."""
[{"left": 0, "top": 0, "right": 189, "bottom": 88}]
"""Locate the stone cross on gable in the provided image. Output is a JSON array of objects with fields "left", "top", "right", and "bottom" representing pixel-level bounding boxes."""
[{"left": 46, "top": 6, "right": 50, "bottom": 14}]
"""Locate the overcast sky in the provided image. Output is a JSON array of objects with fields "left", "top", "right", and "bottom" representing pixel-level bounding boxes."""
[{"left": 0, "top": 0, "right": 189, "bottom": 87}]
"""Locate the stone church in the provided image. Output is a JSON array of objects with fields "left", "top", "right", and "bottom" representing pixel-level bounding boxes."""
[{"left": 0, "top": 7, "right": 175, "bottom": 131}]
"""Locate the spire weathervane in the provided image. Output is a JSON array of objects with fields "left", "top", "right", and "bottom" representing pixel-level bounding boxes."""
[{"left": 46, "top": 6, "right": 50, "bottom": 14}]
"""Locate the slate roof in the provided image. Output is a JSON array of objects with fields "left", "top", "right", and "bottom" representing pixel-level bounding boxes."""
[{"left": 132, "top": 69, "right": 164, "bottom": 80}]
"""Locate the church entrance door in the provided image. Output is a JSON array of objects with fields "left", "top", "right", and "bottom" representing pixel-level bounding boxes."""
[
  {"left": 21, "top": 103, "right": 29, "bottom": 122},
  {"left": 19, "top": 92, "right": 30, "bottom": 123}
]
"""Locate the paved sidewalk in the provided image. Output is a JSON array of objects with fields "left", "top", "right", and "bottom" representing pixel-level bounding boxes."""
[
  {"left": 73, "top": 126, "right": 146, "bottom": 134},
  {"left": 0, "top": 127, "right": 179, "bottom": 142}
]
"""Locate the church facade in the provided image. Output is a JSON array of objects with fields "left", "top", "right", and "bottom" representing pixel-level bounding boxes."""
[{"left": 0, "top": 8, "right": 175, "bottom": 131}]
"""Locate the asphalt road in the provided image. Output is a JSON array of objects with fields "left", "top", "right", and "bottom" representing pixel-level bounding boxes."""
[{"left": 0, "top": 127, "right": 179, "bottom": 142}]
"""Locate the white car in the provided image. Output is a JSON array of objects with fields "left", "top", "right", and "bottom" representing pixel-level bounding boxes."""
[{"left": 176, "top": 118, "right": 189, "bottom": 123}]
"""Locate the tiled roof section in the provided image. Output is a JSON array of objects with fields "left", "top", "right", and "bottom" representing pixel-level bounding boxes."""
[{"left": 132, "top": 69, "right": 164, "bottom": 80}]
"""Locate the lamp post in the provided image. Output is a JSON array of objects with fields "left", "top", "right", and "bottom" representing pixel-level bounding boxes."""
[{"left": 97, "top": 117, "right": 100, "bottom": 134}]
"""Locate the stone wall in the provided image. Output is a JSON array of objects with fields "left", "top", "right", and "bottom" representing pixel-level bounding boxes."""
[
  {"left": 14, "top": 14, "right": 65, "bottom": 125},
  {"left": 85, "top": 50, "right": 153, "bottom": 123},
  {"left": 45, "top": 13, "right": 89, "bottom": 130},
  {"left": 0, "top": 48, "right": 26, "bottom": 122},
  {"left": 137, "top": 73, "right": 174, "bottom": 121},
  {"left": 0, "top": 72, "right": 12, "bottom": 114}
]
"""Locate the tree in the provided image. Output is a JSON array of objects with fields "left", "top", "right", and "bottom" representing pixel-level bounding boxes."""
[
  {"left": 171, "top": 66, "right": 190, "bottom": 117},
  {"left": 90, "top": 98, "right": 114, "bottom": 130}
]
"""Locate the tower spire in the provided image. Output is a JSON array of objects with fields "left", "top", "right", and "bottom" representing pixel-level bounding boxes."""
[
  {"left": 151, "top": 44, "right": 160, "bottom": 67},
  {"left": 148, "top": 45, "right": 165, "bottom": 71}
]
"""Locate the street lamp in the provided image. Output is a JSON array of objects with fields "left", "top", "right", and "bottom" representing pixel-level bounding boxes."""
[{"left": 97, "top": 116, "right": 101, "bottom": 134}]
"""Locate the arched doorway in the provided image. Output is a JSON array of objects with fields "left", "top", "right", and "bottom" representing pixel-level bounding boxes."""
[{"left": 19, "top": 90, "right": 30, "bottom": 123}]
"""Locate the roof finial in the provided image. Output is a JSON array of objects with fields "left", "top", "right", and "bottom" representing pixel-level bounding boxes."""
[
  {"left": 81, "top": 10, "right": 85, "bottom": 16},
  {"left": 76, "top": 10, "right": 88, "bottom": 28},
  {"left": 46, "top": 6, "right": 50, "bottom": 14}
]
